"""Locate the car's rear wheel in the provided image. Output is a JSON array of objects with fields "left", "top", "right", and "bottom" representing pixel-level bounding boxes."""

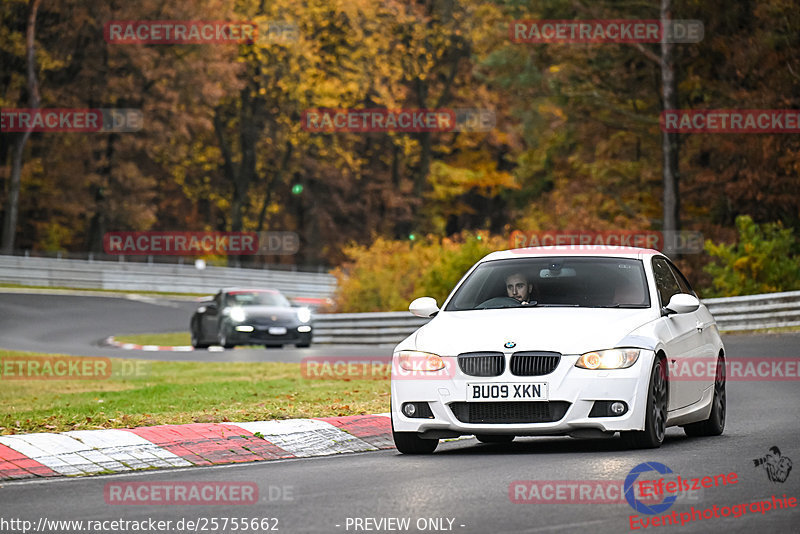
[
  {"left": 476, "top": 434, "right": 515, "bottom": 444},
  {"left": 620, "top": 355, "right": 668, "bottom": 449},
  {"left": 683, "top": 355, "right": 726, "bottom": 437},
  {"left": 296, "top": 342, "right": 311, "bottom": 348},
  {"left": 190, "top": 322, "right": 209, "bottom": 349}
]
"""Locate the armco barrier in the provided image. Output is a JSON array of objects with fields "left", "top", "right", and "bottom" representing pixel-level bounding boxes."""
[
  {"left": 703, "top": 290, "right": 800, "bottom": 332},
  {"left": 312, "top": 312, "right": 431, "bottom": 345},
  {"left": 0, "top": 255, "right": 336, "bottom": 300},
  {"left": 312, "top": 291, "right": 800, "bottom": 345},
  {"left": 1, "top": 255, "right": 795, "bottom": 343}
]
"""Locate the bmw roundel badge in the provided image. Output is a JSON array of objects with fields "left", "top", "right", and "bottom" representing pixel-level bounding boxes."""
[{"left": 504, "top": 341, "right": 516, "bottom": 349}]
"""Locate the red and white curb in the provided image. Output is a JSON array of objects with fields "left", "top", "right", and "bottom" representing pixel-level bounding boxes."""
[
  {"left": 103, "top": 336, "right": 201, "bottom": 352},
  {"left": 0, "top": 414, "right": 393, "bottom": 481}
]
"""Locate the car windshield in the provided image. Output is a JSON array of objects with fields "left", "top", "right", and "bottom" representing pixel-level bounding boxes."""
[
  {"left": 444, "top": 257, "right": 650, "bottom": 311},
  {"left": 225, "top": 291, "right": 290, "bottom": 307}
]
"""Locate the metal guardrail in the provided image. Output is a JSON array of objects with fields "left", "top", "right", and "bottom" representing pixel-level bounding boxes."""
[
  {"left": 312, "top": 312, "right": 431, "bottom": 345},
  {"left": 0, "top": 255, "right": 337, "bottom": 301},
  {"left": 313, "top": 291, "right": 800, "bottom": 345},
  {"left": 702, "top": 290, "right": 800, "bottom": 332},
  {"left": 2, "top": 255, "right": 795, "bottom": 343}
]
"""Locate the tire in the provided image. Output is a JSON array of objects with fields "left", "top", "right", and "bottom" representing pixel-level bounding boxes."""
[
  {"left": 217, "top": 323, "right": 235, "bottom": 349},
  {"left": 392, "top": 430, "right": 439, "bottom": 454},
  {"left": 683, "top": 356, "right": 726, "bottom": 437},
  {"left": 476, "top": 434, "right": 515, "bottom": 444},
  {"left": 390, "top": 402, "right": 438, "bottom": 454},
  {"left": 296, "top": 343, "right": 311, "bottom": 348},
  {"left": 620, "top": 356, "right": 668, "bottom": 449},
  {"left": 190, "top": 323, "right": 209, "bottom": 349}
]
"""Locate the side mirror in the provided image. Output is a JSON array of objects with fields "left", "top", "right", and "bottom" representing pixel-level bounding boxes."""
[
  {"left": 409, "top": 297, "right": 440, "bottom": 318},
  {"left": 205, "top": 302, "right": 218, "bottom": 312},
  {"left": 664, "top": 294, "right": 700, "bottom": 315}
]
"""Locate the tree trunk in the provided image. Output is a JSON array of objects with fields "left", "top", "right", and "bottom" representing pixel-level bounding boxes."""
[
  {"left": 256, "top": 141, "right": 293, "bottom": 233},
  {"left": 661, "top": 0, "right": 680, "bottom": 256},
  {"left": 2, "top": 0, "right": 41, "bottom": 254}
]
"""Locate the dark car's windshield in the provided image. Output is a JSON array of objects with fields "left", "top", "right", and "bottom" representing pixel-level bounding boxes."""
[
  {"left": 444, "top": 257, "right": 650, "bottom": 311},
  {"left": 225, "top": 291, "right": 290, "bottom": 307}
]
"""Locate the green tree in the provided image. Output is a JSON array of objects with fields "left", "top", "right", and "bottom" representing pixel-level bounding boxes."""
[
  {"left": 703, "top": 215, "right": 800, "bottom": 297},
  {"left": 332, "top": 232, "right": 505, "bottom": 311}
]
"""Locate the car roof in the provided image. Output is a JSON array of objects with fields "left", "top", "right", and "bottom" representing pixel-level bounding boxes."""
[
  {"left": 480, "top": 245, "right": 664, "bottom": 263},
  {"left": 221, "top": 287, "right": 281, "bottom": 294}
]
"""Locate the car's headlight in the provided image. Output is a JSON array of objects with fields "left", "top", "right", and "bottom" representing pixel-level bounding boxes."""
[
  {"left": 397, "top": 350, "right": 445, "bottom": 371},
  {"left": 296, "top": 307, "right": 311, "bottom": 323},
  {"left": 575, "top": 348, "right": 641, "bottom": 370},
  {"left": 226, "top": 307, "right": 246, "bottom": 322}
]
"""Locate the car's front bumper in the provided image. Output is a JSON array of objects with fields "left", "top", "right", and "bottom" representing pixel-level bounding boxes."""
[
  {"left": 391, "top": 351, "right": 655, "bottom": 436},
  {"left": 226, "top": 324, "right": 312, "bottom": 346}
]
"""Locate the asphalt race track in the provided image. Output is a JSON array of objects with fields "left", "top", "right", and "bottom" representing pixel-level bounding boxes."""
[
  {"left": 1, "top": 290, "right": 799, "bottom": 533},
  {"left": 1, "top": 365, "right": 799, "bottom": 534},
  {"left": 0, "top": 291, "right": 382, "bottom": 362}
]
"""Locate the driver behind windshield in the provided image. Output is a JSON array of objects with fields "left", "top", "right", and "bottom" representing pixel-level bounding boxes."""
[{"left": 505, "top": 272, "right": 535, "bottom": 305}]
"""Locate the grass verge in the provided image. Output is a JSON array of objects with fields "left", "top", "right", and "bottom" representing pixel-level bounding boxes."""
[
  {"left": 0, "top": 349, "right": 389, "bottom": 435},
  {"left": 113, "top": 332, "right": 191, "bottom": 346}
]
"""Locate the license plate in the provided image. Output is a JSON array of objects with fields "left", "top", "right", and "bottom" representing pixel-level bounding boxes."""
[
  {"left": 268, "top": 327, "right": 287, "bottom": 335},
  {"left": 466, "top": 382, "right": 548, "bottom": 402}
]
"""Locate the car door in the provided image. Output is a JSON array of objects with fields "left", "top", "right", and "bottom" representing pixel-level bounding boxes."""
[
  {"left": 202, "top": 291, "right": 223, "bottom": 342},
  {"left": 666, "top": 259, "right": 718, "bottom": 403},
  {"left": 652, "top": 257, "right": 705, "bottom": 410}
]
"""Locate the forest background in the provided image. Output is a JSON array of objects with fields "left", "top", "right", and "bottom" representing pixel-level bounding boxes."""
[{"left": 2, "top": 0, "right": 798, "bottom": 311}]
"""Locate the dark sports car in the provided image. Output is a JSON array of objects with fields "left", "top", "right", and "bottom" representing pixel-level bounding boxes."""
[{"left": 191, "top": 288, "right": 312, "bottom": 349}]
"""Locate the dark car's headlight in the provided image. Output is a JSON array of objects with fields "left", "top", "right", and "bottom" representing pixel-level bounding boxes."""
[
  {"left": 296, "top": 307, "right": 311, "bottom": 323},
  {"left": 575, "top": 349, "right": 641, "bottom": 369},
  {"left": 224, "top": 307, "right": 246, "bottom": 322}
]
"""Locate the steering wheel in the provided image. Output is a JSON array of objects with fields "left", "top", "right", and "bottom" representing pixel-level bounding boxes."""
[{"left": 476, "top": 296, "right": 521, "bottom": 309}]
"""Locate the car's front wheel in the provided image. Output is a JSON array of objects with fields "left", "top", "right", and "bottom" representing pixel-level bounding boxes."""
[
  {"left": 476, "top": 434, "right": 515, "bottom": 444},
  {"left": 217, "top": 323, "right": 235, "bottom": 349},
  {"left": 392, "top": 430, "right": 439, "bottom": 454},
  {"left": 683, "top": 355, "right": 726, "bottom": 437},
  {"left": 620, "top": 355, "right": 668, "bottom": 449}
]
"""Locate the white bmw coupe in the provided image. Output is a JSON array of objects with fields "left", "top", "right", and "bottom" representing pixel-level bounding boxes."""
[{"left": 391, "top": 246, "right": 726, "bottom": 454}]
